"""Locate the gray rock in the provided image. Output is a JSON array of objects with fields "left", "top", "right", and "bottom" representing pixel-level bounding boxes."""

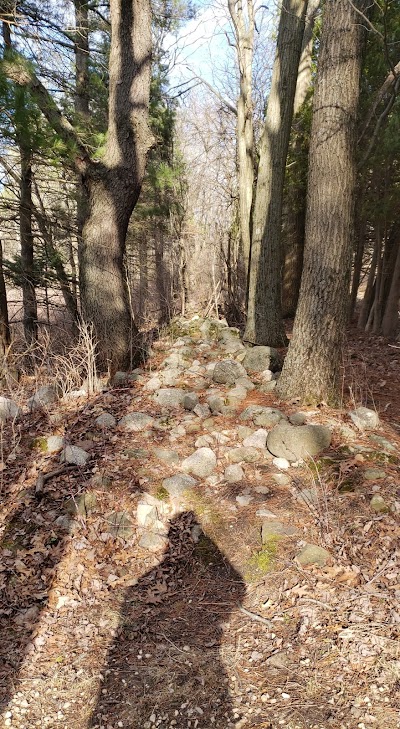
[
  {"left": 262, "top": 520, "right": 299, "bottom": 541},
  {"left": 123, "top": 447, "right": 149, "bottom": 459},
  {"left": 254, "top": 408, "right": 286, "bottom": 428},
  {"left": 289, "top": 412, "right": 307, "bottom": 426},
  {"left": 212, "top": 360, "right": 247, "bottom": 386},
  {"left": 256, "top": 508, "right": 278, "bottom": 518},
  {"left": 136, "top": 503, "right": 158, "bottom": 528},
  {"left": 162, "top": 473, "right": 197, "bottom": 497},
  {"left": 65, "top": 491, "right": 97, "bottom": 516},
  {"left": 267, "top": 422, "right": 331, "bottom": 462},
  {"left": 107, "top": 512, "right": 134, "bottom": 539},
  {"left": 160, "top": 369, "right": 180, "bottom": 386},
  {"left": 28, "top": 385, "right": 58, "bottom": 411},
  {"left": 144, "top": 376, "right": 162, "bottom": 392},
  {"left": 153, "top": 448, "right": 180, "bottom": 465},
  {"left": 183, "top": 392, "right": 199, "bottom": 410},
  {"left": 226, "top": 386, "right": 247, "bottom": 405},
  {"left": 242, "top": 346, "right": 282, "bottom": 373},
  {"left": 207, "top": 395, "right": 225, "bottom": 414},
  {"left": 349, "top": 407, "right": 379, "bottom": 431},
  {"left": 95, "top": 412, "right": 116, "bottom": 428},
  {"left": 235, "top": 376, "right": 255, "bottom": 391},
  {"left": 153, "top": 388, "right": 185, "bottom": 408},
  {"left": 260, "top": 369, "right": 273, "bottom": 382},
  {"left": 226, "top": 447, "right": 260, "bottom": 463},
  {"left": 296, "top": 488, "right": 319, "bottom": 507},
  {"left": 181, "top": 447, "right": 217, "bottom": 478},
  {"left": 0, "top": 396, "right": 20, "bottom": 420},
  {"left": 370, "top": 494, "right": 389, "bottom": 513},
  {"left": 368, "top": 434, "right": 397, "bottom": 452},
  {"left": 296, "top": 543, "right": 331, "bottom": 566},
  {"left": 119, "top": 412, "right": 155, "bottom": 431},
  {"left": 111, "top": 371, "right": 129, "bottom": 385},
  {"left": 272, "top": 472, "right": 291, "bottom": 486},
  {"left": 364, "top": 468, "right": 386, "bottom": 481},
  {"left": 236, "top": 494, "right": 254, "bottom": 506},
  {"left": 238, "top": 425, "right": 254, "bottom": 440},
  {"left": 195, "top": 435, "right": 213, "bottom": 447},
  {"left": 46, "top": 435, "right": 65, "bottom": 453},
  {"left": 139, "top": 532, "right": 169, "bottom": 552},
  {"left": 243, "top": 429, "right": 268, "bottom": 449},
  {"left": 224, "top": 464, "right": 244, "bottom": 482},
  {"left": 260, "top": 380, "right": 277, "bottom": 393},
  {"left": 272, "top": 457, "right": 290, "bottom": 470},
  {"left": 61, "top": 445, "right": 90, "bottom": 466}
]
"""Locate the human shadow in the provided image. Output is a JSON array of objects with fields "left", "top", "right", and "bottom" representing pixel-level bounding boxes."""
[{"left": 89, "top": 511, "right": 246, "bottom": 729}]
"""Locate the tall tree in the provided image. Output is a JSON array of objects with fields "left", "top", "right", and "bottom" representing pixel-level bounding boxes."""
[
  {"left": 277, "top": 0, "right": 367, "bottom": 404},
  {"left": 244, "top": 0, "right": 308, "bottom": 346},
  {"left": 3, "top": 0, "right": 153, "bottom": 371}
]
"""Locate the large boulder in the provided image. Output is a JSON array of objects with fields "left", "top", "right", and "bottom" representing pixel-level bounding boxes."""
[
  {"left": 267, "top": 421, "right": 331, "bottom": 462},
  {"left": 242, "top": 346, "right": 282, "bottom": 373},
  {"left": 28, "top": 385, "right": 58, "bottom": 411},
  {"left": 349, "top": 407, "right": 379, "bottom": 431},
  {"left": 152, "top": 388, "right": 186, "bottom": 408},
  {"left": 212, "top": 359, "right": 247, "bottom": 385}
]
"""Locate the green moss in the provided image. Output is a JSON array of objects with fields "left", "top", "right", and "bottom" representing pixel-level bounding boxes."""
[
  {"left": 184, "top": 490, "right": 222, "bottom": 527},
  {"left": 155, "top": 485, "right": 169, "bottom": 501},
  {"left": 31, "top": 436, "right": 48, "bottom": 452},
  {"left": 244, "top": 537, "right": 279, "bottom": 582}
]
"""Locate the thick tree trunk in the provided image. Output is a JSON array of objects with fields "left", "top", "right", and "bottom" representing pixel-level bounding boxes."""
[
  {"left": 381, "top": 240, "right": 400, "bottom": 339},
  {"left": 293, "top": 0, "right": 320, "bottom": 115},
  {"left": 244, "top": 0, "right": 308, "bottom": 347},
  {"left": 0, "top": 240, "right": 11, "bottom": 357},
  {"left": 74, "top": 0, "right": 90, "bottom": 258},
  {"left": 277, "top": 0, "right": 367, "bottom": 405},
  {"left": 19, "top": 146, "right": 38, "bottom": 348}
]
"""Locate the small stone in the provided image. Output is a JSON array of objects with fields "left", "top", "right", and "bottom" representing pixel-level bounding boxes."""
[
  {"left": 296, "top": 488, "right": 319, "bottom": 507},
  {"left": 267, "top": 422, "right": 331, "bottom": 462},
  {"left": 137, "top": 503, "right": 158, "bottom": 528},
  {"left": 289, "top": 412, "right": 307, "bottom": 426},
  {"left": 195, "top": 435, "right": 213, "bottom": 447},
  {"left": 243, "top": 429, "right": 268, "bottom": 449},
  {"left": 212, "top": 360, "right": 247, "bottom": 385},
  {"left": 236, "top": 494, "right": 254, "bottom": 506},
  {"left": 207, "top": 395, "right": 225, "bottom": 414},
  {"left": 95, "top": 412, "right": 116, "bottom": 428},
  {"left": 370, "top": 494, "right": 389, "bottom": 513},
  {"left": 262, "top": 520, "right": 298, "bottom": 541},
  {"left": 153, "top": 388, "right": 186, "bottom": 408},
  {"left": 119, "top": 412, "right": 155, "bottom": 431},
  {"left": 226, "top": 386, "right": 247, "bottom": 405},
  {"left": 254, "top": 485, "right": 270, "bottom": 494},
  {"left": 181, "top": 447, "right": 217, "bottom": 478},
  {"left": 272, "top": 457, "right": 290, "bottom": 470},
  {"left": 235, "top": 376, "right": 255, "bottom": 391},
  {"left": 139, "top": 532, "right": 168, "bottom": 552},
  {"left": 260, "top": 369, "right": 273, "bottom": 382},
  {"left": 45, "top": 435, "right": 64, "bottom": 453},
  {"left": 183, "top": 392, "right": 199, "bottom": 410},
  {"left": 224, "top": 464, "right": 244, "bottom": 482},
  {"left": 153, "top": 448, "right": 180, "bottom": 465},
  {"left": 256, "top": 508, "right": 277, "bottom": 518},
  {"left": 144, "top": 377, "right": 162, "bottom": 391},
  {"left": 0, "top": 396, "right": 20, "bottom": 420},
  {"left": 60, "top": 445, "right": 90, "bottom": 466},
  {"left": 193, "top": 403, "right": 211, "bottom": 418},
  {"left": 111, "top": 371, "right": 129, "bottom": 385},
  {"left": 260, "top": 380, "right": 277, "bottom": 393},
  {"left": 124, "top": 447, "right": 149, "bottom": 459},
  {"left": 65, "top": 491, "right": 97, "bottom": 516},
  {"left": 296, "top": 543, "right": 331, "bottom": 566},
  {"left": 28, "top": 384, "right": 58, "bottom": 410},
  {"left": 368, "top": 434, "right": 397, "bottom": 452},
  {"left": 107, "top": 512, "right": 134, "bottom": 539},
  {"left": 237, "top": 425, "right": 254, "bottom": 440},
  {"left": 162, "top": 474, "right": 197, "bottom": 497},
  {"left": 364, "top": 468, "right": 386, "bottom": 481},
  {"left": 242, "top": 346, "right": 282, "bottom": 373},
  {"left": 349, "top": 407, "right": 379, "bottom": 431}
]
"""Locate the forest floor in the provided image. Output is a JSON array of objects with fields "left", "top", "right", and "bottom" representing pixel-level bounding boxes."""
[{"left": 0, "top": 318, "right": 399, "bottom": 729}]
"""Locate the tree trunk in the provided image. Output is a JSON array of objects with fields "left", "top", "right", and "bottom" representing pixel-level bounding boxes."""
[
  {"left": 349, "top": 216, "right": 367, "bottom": 320},
  {"left": 293, "top": 0, "right": 320, "bottom": 116},
  {"left": 381, "top": 239, "right": 400, "bottom": 339},
  {"left": 19, "top": 145, "right": 38, "bottom": 349},
  {"left": 358, "top": 232, "right": 379, "bottom": 329},
  {"left": 74, "top": 0, "right": 90, "bottom": 259},
  {"left": 244, "top": 0, "right": 308, "bottom": 346},
  {"left": 0, "top": 239, "right": 11, "bottom": 358},
  {"left": 277, "top": 0, "right": 367, "bottom": 405}
]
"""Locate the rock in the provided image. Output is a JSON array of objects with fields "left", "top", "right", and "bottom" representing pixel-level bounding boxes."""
[
  {"left": 212, "top": 360, "right": 247, "bottom": 385},
  {"left": 271, "top": 472, "right": 291, "bottom": 486},
  {"left": 65, "top": 491, "right": 97, "bottom": 516},
  {"left": 235, "top": 376, "right": 255, "bottom": 391},
  {"left": 256, "top": 508, "right": 277, "bottom": 518},
  {"left": 139, "top": 532, "right": 169, "bottom": 552},
  {"left": 185, "top": 422, "right": 202, "bottom": 434},
  {"left": 349, "top": 407, "right": 379, "bottom": 431},
  {"left": 183, "top": 392, "right": 199, "bottom": 410},
  {"left": 364, "top": 468, "right": 386, "bottom": 481},
  {"left": 242, "top": 346, "right": 282, "bottom": 373},
  {"left": 254, "top": 408, "right": 286, "bottom": 428},
  {"left": 262, "top": 520, "right": 299, "bottom": 541},
  {"left": 224, "top": 464, "right": 244, "bottom": 482},
  {"left": 243, "top": 429, "right": 268, "bottom": 449},
  {"left": 153, "top": 388, "right": 185, "bottom": 408},
  {"left": 254, "top": 485, "right": 271, "bottom": 494},
  {"left": 144, "top": 377, "right": 162, "bottom": 392},
  {"left": 119, "top": 412, "right": 155, "bottom": 431},
  {"left": 211, "top": 431, "right": 229, "bottom": 444},
  {"left": 272, "top": 457, "right": 290, "bottom": 470},
  {"left": 267, "top": 422, "right": 331, "bottom": 462},
  {"left": 296, "top": 543, "right": 331, "bottom": 566},
  {"left": 111, "top": 371, "right": 129, "bottom": 385},
  {"left": 152, "top": 448, "right": 180, "bottom": 465},
  {"left": 370, "top": 494, "right": 389, "bottom": 513},
  {"left": 260, "top": 381, "right": 277, "bottom": 393},
  {"left": 136, "top": 503, "right": 158, "bottom": 528},
  {"left": 28, "top": 385, "right": 58, "bottom": 410},
  {"left": 61, "top": 445, "right": 90, "bottom": 466},
  {"left": 195, "top": 435, "right": 213, "bottom": 448},
  {"left": 124, "top": 447, "right": 149, "bottom": 459},
  {"left": 238, "top": 425, "right": 254, "bottom": 440},
  {"left": 226, "top": 447, "right": 260, "bottom": 463},
  {"left": 289, "top": 412, "right": 307, "bottom": 426},
  {"left": 207, "top": 395, "right": 225, "bottom": 414},
  {"left": 236, "top": 494, "right": 254, "bottom": 506},
  {"left": 107, "top": 512, "right": 134, "bottom": 539},
  {"left": 0, "top": 396, "right": 20, "bottom": 420},
  {"left": 368, "top": 434, "right": 397, "bottom": 452},
  {"left": 91, "top": 473, "right": 113, "bottom": 490},
  {"left": 95, "top": 412, "right": 116, "bottom": 428},
  {"left": 226, "top": 386, "right": 247, "bottom": 405},
  {"left": 160, "top": 368, "right": 180, "bottom": 386},
  {"left": 181, "top": 447, "right": 217, "bottom": 478},
  {"left": 193, "top": 403, "right": 211, "bottom": 418},
  {"left": 162, "top": 473, "right": 197, "bottom": 497},
  {"left": 45, "top": 435, "right": 64, "bottom": 453},
  {"left": 260, "top": 369, "right": 273, "bottom": 382}
]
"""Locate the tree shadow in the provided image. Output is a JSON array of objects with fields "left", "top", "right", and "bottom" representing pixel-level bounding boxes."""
[{"left": 89, "top": 511, "right": 246, "bottom": 729}]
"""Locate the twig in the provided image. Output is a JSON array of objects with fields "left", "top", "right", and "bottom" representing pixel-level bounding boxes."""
[
  {"left": 35, "top": 464, "right": 78, "bottom": 495},
  {"left": 238, "top": 605, "right": 273, "bottom": 627}
]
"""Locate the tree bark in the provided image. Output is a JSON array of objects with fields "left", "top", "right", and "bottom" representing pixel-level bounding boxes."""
[
  {"left": 0, "top": 239, "right": 11, "bottom": 358},
  {"left": 244, "top": 0, "right": 308, "bottom": 346},
  {"left": 19, "top": 145, "right": 38, "bottom": 348},
  {"left": 381, "top": 239, "right": 400, "bottom": 339},
  {"left": 74, "top": 0, "right": 90, "bottom": 254},
  {"left": 277, "top": 0, "right": 367, "bottom": 405}
]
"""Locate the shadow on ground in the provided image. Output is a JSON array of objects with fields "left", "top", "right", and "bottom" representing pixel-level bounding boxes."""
[{"left": 89, "top": 511, "right": 246, "bottom": 729}]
